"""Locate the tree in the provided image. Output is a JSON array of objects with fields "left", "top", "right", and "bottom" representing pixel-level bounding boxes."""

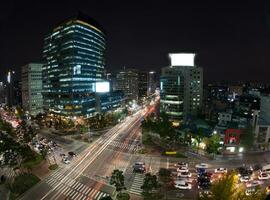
[
  {"left": 100, "top": 197, "right": 113, "bottom": 200},
  {"left": 205, "top": 134, "right": 222, "bottom": 154},
  {"left": 199, "top": 171, "right": 267, "bottom": 200},
  {"left": 240, "top": 126, "right": 255, "bottom": 150},
  {"left": 110, "top": 169, "right": 125, "bottom": 192},
  {"left": 193, "top": 128, "right": 206, "bottom": 153},
  {"left": 141, "top": 173, "right": 161, "bottom": 200},
  {"left": 116, "top": 192, "right": 130, "bottom": 200},
  {"left": 158, "top": 168, "right": 173, "bottom": 199}
]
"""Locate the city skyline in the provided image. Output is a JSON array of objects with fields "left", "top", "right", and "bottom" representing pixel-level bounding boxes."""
[{"left": 1, "top": 1, "right": 270, "bottom": 82}]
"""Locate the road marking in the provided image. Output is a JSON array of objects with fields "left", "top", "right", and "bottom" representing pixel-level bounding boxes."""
[{"left": 167, "top": 157, "right": 169, "bottom": 169}]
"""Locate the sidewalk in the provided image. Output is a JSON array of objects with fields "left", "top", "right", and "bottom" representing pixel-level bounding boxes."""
[{"left": 0, "top": 184, "right": 10, "bottom": 200}]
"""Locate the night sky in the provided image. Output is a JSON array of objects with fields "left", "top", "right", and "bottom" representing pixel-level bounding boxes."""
[{"left": 1, "top": 0, "right": 270, "bottom": 82}]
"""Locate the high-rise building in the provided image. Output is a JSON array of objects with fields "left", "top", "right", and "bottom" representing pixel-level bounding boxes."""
[
  {"left": 138, "top": 71, "right": 148, "bottom": 99},
  {"left": 5, "top": 70, "right": 22, "bottom": 107},
  {"left": 42, "top": 13, "right": 106, "bottom": 118},
  {"left": 22, "top": 63, "right": 43, "bottom": 116},
  {"left": 147, "top": 71, "right": 158, "bottom": 96},
  {"left": 116, "top": 69, "right": 139, "bottom": 101},
  {"left": 160, "top": 53, "right": 203, "bottom": 123}
]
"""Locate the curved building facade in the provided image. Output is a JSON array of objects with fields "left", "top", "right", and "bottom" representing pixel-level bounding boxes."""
[{"left": 43, "top": 13, "right": 106, "bottom": 118}]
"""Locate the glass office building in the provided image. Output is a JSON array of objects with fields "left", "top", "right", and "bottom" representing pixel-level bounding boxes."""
[{"left": 42, "top": 13, "right": 106, "bottom": 118}]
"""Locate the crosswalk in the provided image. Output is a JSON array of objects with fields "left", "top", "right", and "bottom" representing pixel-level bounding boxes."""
[
  {"left": 45, "top": 171, "right": 110, "bottom": 200},
  {"left": 129, "top": 174, "right": 144, "bottom": 196},
  {"left": 108, "top": 140, "right": 139, "bottom": 153}
]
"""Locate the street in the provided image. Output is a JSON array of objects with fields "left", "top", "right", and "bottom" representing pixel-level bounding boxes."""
[{"left": 19, "top": 107, "right": 270, "bottom": 200}]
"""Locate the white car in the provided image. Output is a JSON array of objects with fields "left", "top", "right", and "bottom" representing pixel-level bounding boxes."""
[
  {"left": 175, "top": 162, "right": 188, "bottom": 168},
  {"left": 246, "top": 180, "right": 263, "bottom": 188},
  {"left": 214, "top": 168, "right": 227, "bottom": 174},
  {"left": 174, "top": 181, "right": 192, "bottom": 190},
  {"left": 258, "top": 173, "right": 270, "bottom": 180},
  {"left": 177, "top": 166, "right": 189, "bottom": 173},
  {"left": 62, "top": 158, "right": 70, "bottom": 164},
  {"left": 245, "top": 188, "right": 255, "bottom": 196},
  {"left": 178, "top": 172, "right": 192, "bottom": 178},
  {"left": 195, "top": 163, "right": 209, "bottom": 169},
  {"left": 240, "top": 176, "right": 251, "bottom": 182}
]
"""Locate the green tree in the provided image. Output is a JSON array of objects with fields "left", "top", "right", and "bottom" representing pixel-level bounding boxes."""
[
  {"left": 116, "top": 192, "right": 130, "bottom": 200},
  {"left": 205, "top": 134, "right": 222, "bottom": 154},
  {"left": 240, "top": 126, "right": 255, "bottom": 150},
  {"left": 193, "top": 128, "right": 206, "bottom": 153},
  {"left": 110, "top": 169, "right": 125, "bottom": 192},
  {"left": 141, "top": 173, "right": 161, "bottom": 200},
  {"left": 158, "top": 168, "right": 173, "bottom": 199},
  {"left": 199, "top": 172, "right": 267, "bottom": 200},
  {"left": 100, "top": 197, "right": 113, "bottom": 200}
]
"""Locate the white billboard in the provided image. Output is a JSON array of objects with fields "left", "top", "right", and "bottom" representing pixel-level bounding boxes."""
[
  {"left": 169, "top": 53, "right": 195, "bottom": 66},
  {"left": 95, "top": 82, "right": 110, "bottom": 93}
]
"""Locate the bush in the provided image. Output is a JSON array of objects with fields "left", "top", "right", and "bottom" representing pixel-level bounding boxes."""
[
  {"left": 22, "top": 154, "right": 43, "bottom": 168},
  {"left": 10, "top": 173, "right": 40, "bottom": 195},
  {"left": 49, "top": 164, "right": 58, "bottom": 170},
  {"left": 175, "top": 152, "right": 187, "bottom": 158}
]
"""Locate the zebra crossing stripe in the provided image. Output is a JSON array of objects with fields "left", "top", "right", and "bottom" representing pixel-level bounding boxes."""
[
  {"left": 61, "top": 185, "right": 70, "bottom": 194},
  {"left": 65, "top": 188, "right": 73, "bottom": 196},
  {"left": 77, "top": 183, "right": 84, "bottom": 191},
  {"left": 88, "top": 188, "right": 97, "bottom": 197},
  {"left": 73, "top": 192, "right": 81, "bottom": 200},
  {"left": 81, "top": 185, "right": 88, "bottom": 193},
  {"left": 96, "top": 192, "right": 104, "bottom": 200},
  {"left": 85, "top": 187, "right": 93, "bottom": 195},
  {"left": 75, "top": 182, "right": 82, "bottom": 190},
  {"left": 94, "top": 191, "right": 101, "bottom": 199},
  {"left": 69, "top": 190, "right": 77, "bottom": 198},
  {"left": 72, "top": 181, "right": 80, "bottom": 189}
]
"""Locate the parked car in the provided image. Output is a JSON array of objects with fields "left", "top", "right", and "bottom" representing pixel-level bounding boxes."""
[
  {"left": 133, "top": 162, "right": 145, "bottom": 173},
  {"left": 258, "top": 173, "right": 270, "bottom": 180},
  {"left": 62, "top": 158, "right": 70, "bottom": 164},
  {"left": 174, "top": 180, "right": 192, "bottom": 190},
  {"left": 178, "top": 171, "right": 192, "bottom": 178},
  {"left": 246, "top": 180, "right": 263, "bottom": 188},
  {"left": 245, "top": 187, "right": 255, "bottom": 196},
  {"left": 214, "top": 168, "right": 227, "bottom": 174},
  {"left": 196, "top": 163, "right": 209, "bottom": 169},
  {"left": 240, "top": 175, "right": 251, "bottom": 183},
  {"left": 68, "top": 152, "right": 77, "bottom": 157},
  {"left": 177, "top": 166, "right": 189, "bottom": 173},
  {"left": 175, "top": 162, "right": 188, "bottom": 168}
]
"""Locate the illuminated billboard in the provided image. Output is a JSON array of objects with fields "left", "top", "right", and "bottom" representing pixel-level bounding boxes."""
[
  {"left": 169, "top": 53, "right": 196, "bottom": 66},
  {"left": 95, "top": 81, "right": 110, "bottom": 93}
]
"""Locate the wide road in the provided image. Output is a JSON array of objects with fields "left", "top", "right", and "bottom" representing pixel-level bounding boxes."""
[{"left": 20, "top": 110, "right": 146, "bottom": 200}]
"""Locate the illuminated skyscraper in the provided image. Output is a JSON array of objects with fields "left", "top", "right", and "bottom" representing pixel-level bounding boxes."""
[
  {"left": 160, "top": 53, "right": 203, "bottom": 124},
  {"left": 42, "top": 13, "right": 106, "bottom": 117},
  {"left": 22, "top": 63, "right": 43, "bottom": 116}
]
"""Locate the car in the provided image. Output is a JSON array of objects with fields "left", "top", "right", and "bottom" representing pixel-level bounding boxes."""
[
  {"left": 245, "top": 188, "right": 255, "bottom": 196},
  {"left": 198, "top": 179, "right": 211, "bottom": 190},
  {"left": 177, "top": 166, "right": 189, "bottom": 173},
  {"left": 68, "top": 152, "right": 77, "bottom": 157},
  {"left": 196, "top": 163, "right": 209, "bottom": 169},
  {"left": 62, "top": 158, "right": 70, "bottom": 164},
  {"left": 174, "top": 180, "right": 192, "bottom": 190},
  {"left": 266, "top": 186, "right": 270, "bottom": 194},
  {"left": 134, "top": 162, "right": 145, "bottom": 167},
  {"left": 240, "top": 175, "right": 251, "bottom": 182},
  {"left": 214, "top": 168, "right": 227, "bottom": 174},
  {"left": 178, "top": 172, "right": 192, "bottom": 178},
  {"left": 258, "top": 173, "right": 270, "bottom": 180},
  {"left": 133, "top": 162, "right": 146, "bottom": 173},
  {"left": 199, "top": 190, "right": 212, "bottom": 198},
  {"left": 246, "top": 180, "right": 263, "bottom": 188},
  {"left": 175, "top": 162, "right": 188, "bottom": 168},
  {"left": 197, "top": 168, "right": 206, "bottom": 176}
]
